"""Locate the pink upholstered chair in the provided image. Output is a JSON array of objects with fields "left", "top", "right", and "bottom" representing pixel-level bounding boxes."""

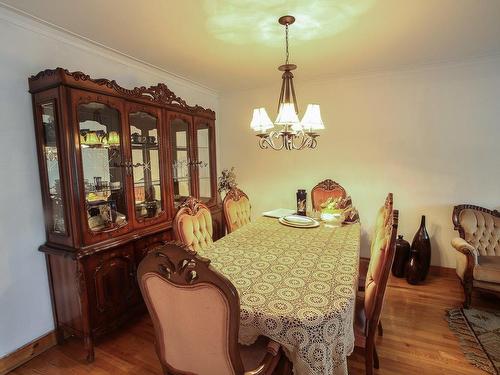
[
  {"left": 173, "top": 196, "right": 213, "bottom": 252},
  {"left": 354, "top": 194, "right": 398, "bottom": 375},
  {"left": 137, "top": 243, "right": 283, "bottom": 375},
  {"left": 310, "top": 179, "right": 347, "bottom": 211},
  {"left": 223, "top": 188, "right": 251, "bottom": 233}
]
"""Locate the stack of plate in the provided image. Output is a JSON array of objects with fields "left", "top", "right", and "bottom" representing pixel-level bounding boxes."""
[{"left": 278, "top": 215, "right": 320, "bottom": 228}]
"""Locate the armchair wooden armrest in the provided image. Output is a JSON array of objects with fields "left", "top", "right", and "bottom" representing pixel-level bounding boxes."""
[
  {"left": 244, "top": 340, "right": 282, "bottom": 375},
  {"left": 451, "top": 237, "right": 478, "bottom": 273},
  {"left": 451, "top": 237, "right": 478, "bottom": 308},
  {"left": 451, "top": 237, "right": 477, "bottom": 257}
]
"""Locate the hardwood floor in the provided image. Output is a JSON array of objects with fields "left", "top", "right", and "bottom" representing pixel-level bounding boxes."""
[{"left": 10, "top": 269, "right": 497, "bottom": 375}]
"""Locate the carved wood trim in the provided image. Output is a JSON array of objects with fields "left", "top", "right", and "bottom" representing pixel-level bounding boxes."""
[
  {"left": 452, "top": 204, "right": 500, "bottom": 239},
  {"left": 29, "top": 68, "right": 215, "bottom": 118}
]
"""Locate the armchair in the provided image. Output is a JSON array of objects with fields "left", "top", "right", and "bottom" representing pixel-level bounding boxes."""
[{"left": 451, "top": 204, "right": 500, "bottom": 308}]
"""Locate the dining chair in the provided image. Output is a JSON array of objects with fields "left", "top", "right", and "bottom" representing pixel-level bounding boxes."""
[
  {"left": 137, "top": 243, "right": 284, "bottom": 375},
  {"left": 310, "top": 179, "right": 347, "bottom": 211},
  {"left": 354, "top": 195, "right": 399, "bottom": 375},
  {"left": 223, "top": 187, "right": 251, "bottom": 233},
  {"left": 358, "top": 193, "right": 394, "bottom": 337},
  {"left": 173, "top": 196, "right": 213, "bottom": 252}
]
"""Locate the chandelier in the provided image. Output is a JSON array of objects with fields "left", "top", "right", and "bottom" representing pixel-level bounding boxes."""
[{"left": 250, "top": 15, "right": 325, "bottom": 151}]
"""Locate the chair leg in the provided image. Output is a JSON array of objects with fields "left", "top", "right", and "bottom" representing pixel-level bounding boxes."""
[
  {"left": 374, "top": 345, "right": 380, "bottom": 369},
  {"left": 378, "top": 320, "right": 383, "bottom": 337},
  {"left": 463, "top": 281, "right": 472, "bottom": 309},
  {"left": 365, "top": 343, "right": 374, "bottom": 375}
]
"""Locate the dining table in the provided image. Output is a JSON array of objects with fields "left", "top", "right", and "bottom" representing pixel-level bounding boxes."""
[{"left": 198, "top": 216, "right": 361, "bottom": 375}]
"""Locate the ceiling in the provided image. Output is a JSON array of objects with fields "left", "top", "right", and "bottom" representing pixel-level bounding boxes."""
[{"left": 4, "top": 0, "right": 500, "bottom": 91}]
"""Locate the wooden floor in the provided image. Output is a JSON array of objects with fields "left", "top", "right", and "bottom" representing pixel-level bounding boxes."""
[{"left": 11, "top": 269, "right": 497, "bottom": 375}]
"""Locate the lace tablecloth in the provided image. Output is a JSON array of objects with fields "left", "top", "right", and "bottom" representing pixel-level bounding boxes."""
[{"left": 199, "top": 217, "right": 360, "bottom": 375}]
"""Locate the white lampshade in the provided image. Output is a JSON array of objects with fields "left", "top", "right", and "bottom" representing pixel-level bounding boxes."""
[
  {"left": 250, "top": 108, "right": 274, "bottom": 132},
  {"left": 275, "top": 103, "right": 300, "bottom": 126},
  {"left": 300, "top": 104, "right": 325, "bottom": 131}
]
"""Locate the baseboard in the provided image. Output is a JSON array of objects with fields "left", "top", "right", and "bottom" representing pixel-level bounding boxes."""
[
  {"left": 429, "top": 265, "right": 456, "bottom": 277},
  {"left": 0, "top": 331, "right": 56, "bottom": 375},
  {"left": 360, "top": 256, "right": 456, "bottom": 277}
]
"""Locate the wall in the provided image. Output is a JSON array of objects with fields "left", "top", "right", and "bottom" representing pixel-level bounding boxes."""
[
  {"left": 0, "top": 6, "right": 218, "bottom": 357},
  {"left": 218, "top": 58, "right": 500, "bottom": 268}
]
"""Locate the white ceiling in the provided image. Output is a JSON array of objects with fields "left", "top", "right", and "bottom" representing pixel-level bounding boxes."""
[{"left": 4, "top": 0, "right": 500, "bottom": 91}]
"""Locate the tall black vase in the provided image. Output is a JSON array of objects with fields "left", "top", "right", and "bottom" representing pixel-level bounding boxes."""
[{"left": 411, "top": 215, "right": 431, "bottom": 281}]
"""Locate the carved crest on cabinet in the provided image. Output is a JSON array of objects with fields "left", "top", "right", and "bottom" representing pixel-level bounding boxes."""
[{"left": 29, "top": 68, "right": 215, "bottom": 118}]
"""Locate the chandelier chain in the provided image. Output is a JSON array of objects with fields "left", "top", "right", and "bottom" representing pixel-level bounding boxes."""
[{"left": 285, "top": 23, "right": 289, "bottom": 65}]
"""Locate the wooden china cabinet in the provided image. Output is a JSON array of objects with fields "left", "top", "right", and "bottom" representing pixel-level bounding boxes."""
[{"left": 28, "top": 68, "right": 223, "bottom": 361}]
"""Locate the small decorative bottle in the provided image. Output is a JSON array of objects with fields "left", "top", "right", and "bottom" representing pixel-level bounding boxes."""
[
  {"left": 411, "top": 215, "right": 431, "bottom": 281},
  {"left": 296, "top": 189, "right": 307, "bottom": 216}
]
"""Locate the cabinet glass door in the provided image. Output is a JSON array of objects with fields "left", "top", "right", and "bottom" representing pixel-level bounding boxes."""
[
  {"left": 129, "top": 111, "right": 163, "bottom": 221},
  {"left": 195, "top": 120, "right": 215, "bottom": 204},
  {"left": 170, "top": 117, "right": 192, "bottom": 208},
  {"left": 40, "top": 101, "right": 66, "bottom": 235},
  {"left": 78, "top": 102, "right": 128, "bottom": 233}
]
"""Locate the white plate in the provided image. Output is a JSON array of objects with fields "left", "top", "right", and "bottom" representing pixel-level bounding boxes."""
[
  {"left": 262, "top": 208, "right": 296, "bottom": 218},
  {"left": 279, "top": 217, "right": 320, "bottom": 228},
  {"left": 282, "top": 215, "right": 316, "bottom": 225}
]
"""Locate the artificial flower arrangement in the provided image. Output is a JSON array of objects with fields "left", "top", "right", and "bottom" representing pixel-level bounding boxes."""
[
  {"left": 320, "top": 196, "right": 360, "bottom": 224},
  {"left": 217, "top": 167, "right": 237, "bottom": 195}
]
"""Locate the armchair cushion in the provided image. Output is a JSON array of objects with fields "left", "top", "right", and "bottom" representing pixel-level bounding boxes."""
[
  {"left": 474, "top": 280, "right": 500, "bottom": 292},
  {"left": 473, "top": 256, "right": 500, "bottom": 284}
]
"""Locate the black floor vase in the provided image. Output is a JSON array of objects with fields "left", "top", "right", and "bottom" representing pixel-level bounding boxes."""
[
  {"left": 405, "top": 248, "right": 421, "bottom": 285},
  {"left": 411, "top": 215, "right": 431, "bottom": 281},
  {"left": 392, "top": 235, "right": 410, "bottom": 278}
]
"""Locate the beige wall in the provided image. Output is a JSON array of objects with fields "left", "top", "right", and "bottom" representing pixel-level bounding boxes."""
[{"left": 218, "top": 58, "right": 500, "bottom": 268}]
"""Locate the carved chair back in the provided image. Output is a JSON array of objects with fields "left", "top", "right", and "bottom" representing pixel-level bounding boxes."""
[
  {"left": 173, "top": 197, "right": 213, "bottom": 252},
  {"left": 453, "top": 204, "right": 500, "bottom": 257},
  {"left": 311, "top": 179, "right": 347, "bottom": 211},
  {"left": 223, "top": 188, "right": 251, "bottom": 233},
  {"left": 137, "top": 243, "right": 244, "bottom": 375},
  {"left": 364, "top": 194, "right": 398, "bottom": 341}
]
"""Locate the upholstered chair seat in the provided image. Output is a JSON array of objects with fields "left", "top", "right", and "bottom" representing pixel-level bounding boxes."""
[
  {"left": 353, "top": 193, "right": 398, "bottom": 375},
  {"left": 137, "top": 243, "right": 284, "bottom": 375},
  {"left": 174, "top": 197, "right": 213, "bottom": 252},
  {"left": 223, "top": 188, "right": 251, "bottom": 233},
  {"left": 451, "top": 205, "right": 500, "bottom": 308}
]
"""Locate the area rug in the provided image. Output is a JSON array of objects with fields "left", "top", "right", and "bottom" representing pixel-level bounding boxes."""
[{"left": 446, "top": 308, "right": 500, "bottom": 375}]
